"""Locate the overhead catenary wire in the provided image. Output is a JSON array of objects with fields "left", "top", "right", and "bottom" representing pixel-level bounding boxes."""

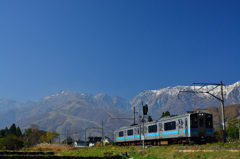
[{"left": 178, "top": 81, "right": 226, "bottom": 143}]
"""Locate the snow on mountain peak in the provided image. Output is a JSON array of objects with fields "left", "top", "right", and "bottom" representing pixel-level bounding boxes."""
[
  {"left": 143, "top": 82, "right": 240, "bottom": 99},
  {"left": 150, "top": 86, "right": 186, "bottom": 96}
]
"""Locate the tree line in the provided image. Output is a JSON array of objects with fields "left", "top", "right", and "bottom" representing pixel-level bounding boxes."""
[{"left": 0, "top": 123, "right": 59, "bottom": 150}]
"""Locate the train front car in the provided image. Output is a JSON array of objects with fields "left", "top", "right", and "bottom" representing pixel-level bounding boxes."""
[{"left": 189, "top": 113, "right": 214, "bottom": 144}]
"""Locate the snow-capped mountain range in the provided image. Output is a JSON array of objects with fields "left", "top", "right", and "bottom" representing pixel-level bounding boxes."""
[
  {"left": 0, "top": 81, "right": 239, "bottom": 132},
  {"left": 130, "top": 81, "right": 240, "bottom": 118}
]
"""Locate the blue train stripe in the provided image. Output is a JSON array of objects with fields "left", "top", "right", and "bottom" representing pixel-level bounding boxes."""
[
  {"left": 147, "top": 133, "right": 159, "bottom": 137},
  {"left": 206, "top": 129, "right": 214, "bottom": 134},
  {"left": 162, "top": 130, "right": 178, "bottom": 135},
  {"left": 137, "top": 135, "right": 141, "bottom": 138},
  {"left": 190, "top": 129, "right": 198, "bottom": 134},
  {"left": 117, "top": 137, "right": 125, "bottom": 140},
  {"left": 126, "top": 136, "right": 135, "bottom": 139}
]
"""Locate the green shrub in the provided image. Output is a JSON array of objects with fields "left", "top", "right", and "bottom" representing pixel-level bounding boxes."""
[{"left": 0, "top": 136, "right": 24, "bottom": 150}]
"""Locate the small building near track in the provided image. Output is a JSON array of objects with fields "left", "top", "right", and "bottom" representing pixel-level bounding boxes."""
[{"left": 74, "top": 140, "right": 86, "bottom": 147}]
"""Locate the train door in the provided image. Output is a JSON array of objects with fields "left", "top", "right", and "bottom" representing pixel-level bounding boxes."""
[
  {"left": 198, "top": 113, "right": 206, "bottom": 140},
  {"left": 159, "top": 123, "right": 162, "bottom": 138},
  {"left": 124, "top": 130, "right": 127, "bottom": 142},
  {"left": 134, "top": 127, "right": 138, "bottom": 139},
  {"left": 185, "top": 118, "right": 188, "bottom": 137},
  {"left": 178, "top": 119, "right": 184, "bottom": 136}
]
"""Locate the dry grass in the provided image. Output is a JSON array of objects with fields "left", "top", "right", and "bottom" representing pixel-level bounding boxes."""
[
  {"left": 94, "top": 142, "right": 103, "bottom": 147},
  {"left": 24, "top": 144, "right": 82, "bottom": 152},
  {"left": 21, "top": 143, "right": 240, "bottom": 158}
]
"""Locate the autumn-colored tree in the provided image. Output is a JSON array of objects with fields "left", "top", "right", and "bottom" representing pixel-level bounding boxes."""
[
  {"left": 23, "top": 127, "right": 47, "bottom": 147},
  {"left": 28, "top": 124, "right": 40, "bottom": 130},
  {"left": 41, "top": 131, "right": 59, "bottom": 144}
]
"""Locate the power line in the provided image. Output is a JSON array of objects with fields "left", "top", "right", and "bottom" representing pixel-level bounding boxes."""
[{"left": 178, "top": 81, "right": 226, "bottom": 143}]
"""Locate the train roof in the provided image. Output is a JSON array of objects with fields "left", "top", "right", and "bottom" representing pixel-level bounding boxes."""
[
  {"left": 183, "top": 111, "right": 212, "bottom": 115},
  {"left": 115, "top": 111, "right": 212, "bottom": 131}
]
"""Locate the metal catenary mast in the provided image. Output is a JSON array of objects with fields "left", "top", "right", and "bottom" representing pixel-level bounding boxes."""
[{"left": 178, "top": 81, "right": 226, "bottom": 143}]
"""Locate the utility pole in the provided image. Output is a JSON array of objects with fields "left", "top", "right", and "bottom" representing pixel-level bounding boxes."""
[
  {"left": 139, "top": 123, "right": 141, "bottom": 145},
  {"left": 142, "top": 102, "right": 145, "bottom": 149},
  {"left": 112, "top": 130, "right": 114, "bottom": 141},
  {"left": 73, "top": 131, "right": 75, "bottom": 142},
  {"left": 102, "top": 121, "right": 103, "bottom": 147},
  {"left": 50, "top": 131, "right": 52, "bottom": 144},
  {"left": 65, "top": 128, "right": 67, "bottom": 145},
  {"left": 220, "top": 81, "right": 226, "bottom": 143},
  {"left": 85, "top": 128, "right": 86, "bottom": 147},
  {"left": 66, "top": 129, "right": 68, "bottom": 145},
  {"left": 178, "top": 81, "right": 227, "bottom": 143},
  {"left": 85, "top": 127, "right": 102, "bottom": 146},
  {"left": 134, "top": 106, "right": 135, "bottom": 125},
  {"left": 238, "top": 119, "right": 240, "bottom": 141},
  {"left": 93, "top": 127, "right": 94, "bottom": 143}
]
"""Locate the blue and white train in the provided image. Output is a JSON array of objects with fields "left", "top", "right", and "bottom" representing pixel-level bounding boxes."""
[{"left": 114, "top": 111, "right": 214, "bottom": 145}]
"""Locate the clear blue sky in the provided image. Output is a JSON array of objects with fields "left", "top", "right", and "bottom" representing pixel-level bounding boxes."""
[{"left": 1, "top": 0, "right": 240, "bottom": 102}]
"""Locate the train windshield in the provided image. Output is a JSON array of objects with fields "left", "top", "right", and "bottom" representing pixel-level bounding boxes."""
[
  {"left": 205, "top": 114, "right": 213, "bottom": 128},
  {"left": 190, "top": 114, "right": 198, "bottom": 128}
]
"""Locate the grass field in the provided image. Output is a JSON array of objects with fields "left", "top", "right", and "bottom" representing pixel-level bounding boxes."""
[{"left": 23, "top": 142, "right": 240, "bottom": 159}]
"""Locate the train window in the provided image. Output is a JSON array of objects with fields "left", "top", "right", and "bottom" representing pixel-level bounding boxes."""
[
  {"left": 200, "top": 119, "right": 204, "bottom": 127},
  {"left": 205, "top": 114, "right": 213, "bottom": 128},
  {"left": 127, "top": 129, "right": 133, "bottom": 136},
  {"left": 119, "top": 131, "right": 124, "bottom": 137},
  {"left": 164, "top": 121, "right": 176, "bottom": 131},
  {"left": 190, "top": 114, "right": 198, "bottom": 128},
  {"left": 148, "top": 125, "right": 157, "bottom": 133}
]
